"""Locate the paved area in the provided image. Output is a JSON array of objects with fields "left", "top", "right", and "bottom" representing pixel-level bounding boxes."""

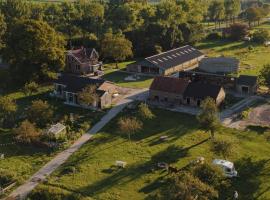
[{"left": 6, "top": 88, "right": 148, "bottom": 200}]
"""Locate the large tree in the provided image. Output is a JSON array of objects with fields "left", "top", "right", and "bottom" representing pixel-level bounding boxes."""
[
  {"left": 197, "top": 97, "right": 220, "bottom": 139},
  {"left": 245, "top": 7, "right": 263, "bottom": 27},
  {"left": 14, "top": 120, "right": 40, "bottom": 144},
  {"left": 3, "top": 19, "right": 66, "bottom": 84},
  {"left": 101, "top": 31, "right": 133, "bottom": 68},
  {"left": 0, "top": 0, "right": 31, "bottom": 23},
  {"left": 224, "top": 0, "right": 241, "bottom": 23},
  {"left": 208, "top": 0, "right": 225, "bottom": 29}
]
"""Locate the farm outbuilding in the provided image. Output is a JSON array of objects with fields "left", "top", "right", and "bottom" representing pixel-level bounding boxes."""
[{"left": 198, "top": 57, "right": 239, "bottom": 74}]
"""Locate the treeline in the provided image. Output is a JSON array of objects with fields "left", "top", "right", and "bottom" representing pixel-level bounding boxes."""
[{"left": 0, "top": 0, "right": 268, "bottom": 86}]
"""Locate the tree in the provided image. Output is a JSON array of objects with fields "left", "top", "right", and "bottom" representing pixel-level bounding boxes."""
[
  {"left": 77, "top": 85, "right": 99, "bottom": 107},
  {"left": 252, "top": 29, "right": 270, "bottom": 44},
  {"left": 118, "top": 117, "right": 142, "bottom": 141},
  {"left": 27, "top": 100, "right": 53, "bottom": 127},
  {"left": 13, "top": 120, "right": 40, "bottom": 144},
  {"left": 227, "top": 23, "right": 248, "bottom": 41},
  {"left": 138, "top": 103, "right": 155, "bottom": 119},
  {"left": 211, "top": 138, "right": 234, "bottom": 158},
  {"left": 224, "top": 0, "right": 241, "bottom": 23},
  {"left": 208, "top": 0, "right": 225, "bottom": 29},
  {"left": 197, "top": 97, "right": 220, "bottom": 138},
  {"left": 3, "top": 19, "right": 66, "bottom": 84},
  {"left": 155, "top": 172, "right": 218, "bottom": 200},
  {"left": 101, "top": 31, "right": 133, "bottom": 68},
  {"left": 245, "top": 7, "right": 263, "bottom": 27},
  {"left": 0, "top": 96, "right": 17, "bottom": 127},
  {"left": 0, "top": 12, "right": 6, "bottom": 50},
  {"left": 24, "top": 81, "right": 39, "bottom": 95},
  {"left": 259, "top": 64, "right": 270, "bottom": 90},
  {"left": 0, "top": 0, "right": 31, "bottom": 23}
]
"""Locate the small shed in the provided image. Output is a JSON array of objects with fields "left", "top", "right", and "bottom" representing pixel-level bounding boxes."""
[
  {"left": 47, "top": 123, "right": 66, "bottom": 139},
  {"left": 236, "top": 75, "right": 258, "bottom": 95}
]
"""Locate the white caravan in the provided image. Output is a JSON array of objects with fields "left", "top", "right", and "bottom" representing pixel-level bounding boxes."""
[{"left": 212, "top": 159, "right": 238, "bottom": 178}]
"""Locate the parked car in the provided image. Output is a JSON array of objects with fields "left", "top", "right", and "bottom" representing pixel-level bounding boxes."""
[{"left": 212, "top": 159, "right": 238, "bottom": 178}]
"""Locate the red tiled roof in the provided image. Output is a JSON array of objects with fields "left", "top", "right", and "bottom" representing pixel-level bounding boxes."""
[{"left": 150, "top": 76, "right": 190, "bottom": 94}]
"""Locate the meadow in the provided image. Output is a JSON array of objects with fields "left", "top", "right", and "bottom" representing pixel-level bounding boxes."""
[{"left": 30, "top": 107, "right": 270, "bottom": 200}]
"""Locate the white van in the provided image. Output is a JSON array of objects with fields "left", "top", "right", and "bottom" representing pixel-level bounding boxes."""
[{"left": 212, "top": 159, "right": 238, "bottom": 178}]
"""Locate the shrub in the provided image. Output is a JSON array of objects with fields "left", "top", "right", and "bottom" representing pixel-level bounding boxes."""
[
  {"left": 211, "top": 138, "right": 234, "bottom": 158},
  {"left": 0, "top": 169, "right": 16, "bottom": 187},
  {"left": 206, "top": 32, "right": 222, "bottom": 40},
  {"left": 24, "top": 81, "right": 39, "bottom": 95},
  {"left": 13, "top": 120, "right": 41, "bottom": 144},
  {"left": 264, "top": 131, "right": 270, "bottom": 142},
  {"left": 227, "top": 23, "right": 249, "bottom": 41},
  {"left": 27, "top": 100, "right": 54, "bottom": 127},
  {"left": 192, "top": 163, "right": 225, "bottom": 188},
  {"left": 252, "top": 29, "right": 270, "bottom": 44},
  {"left": 138, "top": 103, "right": 155, "bottom": 119},
  {"left": 240, "top": 108, "right": 252, "bottom": 119}
]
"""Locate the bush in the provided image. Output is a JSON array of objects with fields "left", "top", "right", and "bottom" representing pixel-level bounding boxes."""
[
  {"left": 226, "top": 23, "right": 249, "bottom": 41},
  {"left": 240, "top": 108, "right": 252, "bottom": 119},
  {"left": 24, "top": 81, "right": 39, "bottom": 95},
  {"left": 138, "top": 103, "right": 155, "bottom": 119},
  {"left": 211, "top": 138, "right": 234, "bottom": 158},
  {"left": 264, "top": 131, "right": 270, "bottom": 142},
  {"left": 27, "top": 100, "right": 54, "bottom": 127},
  {"left": 13, "top": 120, "right": 41, "bottom": 144},
  {"left": 192, "top": 163, "right": 225, "bottom": 188},
  {"left": 206, "top": 32, "right": 222, "bottom": 40},
  {"left": 0, "top": 169, "right": 16, "bottom": 187},
  {"left": 252, "top": 29, "right": 270, "bottom": 44}
]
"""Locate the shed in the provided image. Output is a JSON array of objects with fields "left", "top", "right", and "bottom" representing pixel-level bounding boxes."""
[{"left": 236, "top": 75, "right": 258, "bottom": 95}]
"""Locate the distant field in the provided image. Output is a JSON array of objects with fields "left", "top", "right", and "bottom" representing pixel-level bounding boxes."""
[
  {"left": 197, "top": 40, "right": 270, "bottom": 75},
  {"left": 30, "top": 107, "right": 270, "bottom": 199}
]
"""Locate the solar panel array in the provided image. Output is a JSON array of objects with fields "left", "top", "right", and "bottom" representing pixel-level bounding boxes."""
[{"left": 146, "top": 45, "right": 203, "bottom": 70}]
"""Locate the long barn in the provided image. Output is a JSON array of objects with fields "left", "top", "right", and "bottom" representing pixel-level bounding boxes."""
[{"left": 127, "top": 45, "right": 204, "bottom": 76}]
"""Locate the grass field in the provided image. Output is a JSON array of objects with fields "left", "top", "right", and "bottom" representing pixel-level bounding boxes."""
[
  {"left": 0, "top": 86, "right": 104, "bottom": 197},
  {"left": 31, "top": 107, "right": 270, "bottom": 200},
  {"left": 102, "top": 61, "right": 153, "bottom": 89},
  {"left": 197, "top": 39, "right": 270, "bottom": 75}
]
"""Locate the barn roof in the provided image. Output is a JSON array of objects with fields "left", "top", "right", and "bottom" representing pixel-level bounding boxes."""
[
  {"left": 144, "top": 45, "right": 204, "bottom": 70},
  {"left": 150, "top": 76, "right": 190, "bottom": 94},
  {"left": 183, "top": 82, "right": 223, "bottom": 100}
]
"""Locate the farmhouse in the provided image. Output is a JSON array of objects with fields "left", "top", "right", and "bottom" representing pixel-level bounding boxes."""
[
  {"left": 66, "top": 47, "right": 103, "bottom": 75},
  {"left": 53, "top": 74, "right": 117, "bottom": 109},
  {"left": 198, "top": 57, "right": 239, "bottom": 74},
  {"left": 149, "top": 76, "right": 225, "bottom": 107},
  {"left": 127, "top": 45, "right": 205, "bottom": 76}
]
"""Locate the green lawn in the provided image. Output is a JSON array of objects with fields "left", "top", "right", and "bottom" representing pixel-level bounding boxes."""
[
  {"left": 102, "top": 61, "right": 153, "bottom": 89},
  {"left": 0, "top": 86, "right": 104, "bottom": 197},
  {"left": 30, "top": 107, "right": 270, "bottom": 200},
  {"left": 197, "top": 39, "right": 270, "bottom": 75}
]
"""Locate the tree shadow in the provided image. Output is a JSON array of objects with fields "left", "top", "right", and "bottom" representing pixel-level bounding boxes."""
[
  {"left": 59, "top": 145, "right": 188, "bottom": 197},
  {"left": 247, "top": 125, "right": 269, "bottom": 135}
]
